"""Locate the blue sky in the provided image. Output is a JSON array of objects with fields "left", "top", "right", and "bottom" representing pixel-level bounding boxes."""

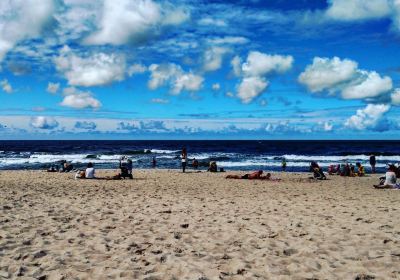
[{"left": 0, "top": 0, "right": 400, "bottom": 139}]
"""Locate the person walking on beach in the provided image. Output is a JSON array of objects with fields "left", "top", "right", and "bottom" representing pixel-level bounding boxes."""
[
  {"left": 181, "top": 148, "right": 187, "bottom": 173},
  {"left": 370, "top": 154, "right": 376, "bottom": 173}
]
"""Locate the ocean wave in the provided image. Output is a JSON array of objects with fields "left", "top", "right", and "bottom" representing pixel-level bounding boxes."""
[
  {"left": 150, "top": 149, "right": 180, "bottom": 154},
  {"left": 218, "top": 160, "right": 388, "bottom": 168},
  {"left": 281, "top": 154, "right": 400, "bottom": 162}
]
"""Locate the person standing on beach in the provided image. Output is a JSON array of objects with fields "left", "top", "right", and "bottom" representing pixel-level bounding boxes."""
[
  {"left": 281, "top": 157, "right": 287, "bottom": 172},
  {"left": 370, "top": 154, "right": 376, "bottom": 173},
  {"left": 181, "top": 148, "right": 187, "bottom": 172},
  {"left": 152, "top": 157, "right": 157, "bottom": 168}
]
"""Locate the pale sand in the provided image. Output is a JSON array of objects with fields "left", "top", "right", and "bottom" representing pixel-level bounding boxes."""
[{"left": 1, "top": 170, "right": 400, "bottom": 280}]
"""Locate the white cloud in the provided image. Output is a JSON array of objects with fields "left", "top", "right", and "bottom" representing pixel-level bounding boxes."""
[
  {"left": 151, "top": 98, "right": 169, "bottom": 104},
  {"left": 237, "top": 76, "right": 269, "bottom": 104},
  {"left": 391, "top": 88, "right": 400, "bottom": 105},
  {"left": 54, "top": 46, "right": 126, "bottom": 87},
  {"left": 242, "top": 51, "right": 294, "bottom": 77},
  {"left": 202, "top": 46, "right": 231, "bottom": 72},
  {"left": 231, "top": 56, "right": 242, "bottom": 77},
  {"left": 0, "top": 0, "right": 54, "bottom": 61},
  {"left": 172, "top": 73, "right": 204, "bottom": 95},
  {"left": 127, "top": 63, "right": 147, "bottom": 76},
  {"left": 345, "top": 104, "right": 390, "bottom": 130},
  {"left": 148, "top": 63, "right": 203, "bottom": 94},
  {"left": 212, "top": 83, "right": 220, "bottom": 91},
  {"left": 84, "top": 0, "right": 189, "bottom": 45},
  {"left": 323, "top": 122, "right": 333, "bottom": 131},
  {"left": 198, "top": 17, "right": 227, "bottom": 27},
  {"left": 207, "top": 36, "right": 249, "bottom": 45},
  {"left": 234, "top": 51, "right": 293, "bottom": 103},
  {"left": 298, "top": 57, "right": 358, "bottom": 93},
  {"left": 326, "top": 0, "right": 391, "bottom": 21},
  {"left": 30, "top": 116, "right": 59, "bottom": 129},
  {"left": 74, "top": 121, "right": 96, "bottom": 130},
  {"left": 299, "top": 56, "right": 393, "bottom": 100},
  {"left": 226, "top": 92, "right": 234, "bottom": 98},
  {"left": 1, "top": 79, "right": 12, "bottom": 93},
  {"left": 47, "top": 82, "right": 60, "bottom": 94},
  {"left": 60, "top": 87, "right": 101, "bottom": 109},
  {"left": 341, "top": 71, "right": 392, "bottom": 99}
]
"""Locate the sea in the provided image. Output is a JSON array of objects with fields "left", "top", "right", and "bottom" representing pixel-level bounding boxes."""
[{"left": 0, "top": 140, "right": 399, "bottom": 172}]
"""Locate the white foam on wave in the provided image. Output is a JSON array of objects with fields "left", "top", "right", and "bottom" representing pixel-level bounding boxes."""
[
  {"left": 218, "top": 160, "right": 388, "bottom": 168},
  {"left": 0, "top": 153, "right": 139, "bottom": 167},
  {"left": 282, "top": 154, "right": 400, "bottom": 162},
  {"left": 150, "top": 149, "right": 180, "bottom": 154}
]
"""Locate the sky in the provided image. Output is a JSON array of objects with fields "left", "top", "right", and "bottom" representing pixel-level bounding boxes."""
[{"left": 0, "top": 0, "right": 400, "bottom": 140}]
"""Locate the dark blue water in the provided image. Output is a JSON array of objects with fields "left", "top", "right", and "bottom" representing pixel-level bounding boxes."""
[{"left": 0, "top": 140, "right": 399, "bottom": 172}]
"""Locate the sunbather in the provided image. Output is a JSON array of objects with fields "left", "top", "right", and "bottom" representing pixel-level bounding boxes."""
[{"left": 226, "top": 170, "right": 280, "bottom": 181}]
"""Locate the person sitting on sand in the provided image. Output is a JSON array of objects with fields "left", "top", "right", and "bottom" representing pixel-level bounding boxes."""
[
  {"left": 119, "top": 156, "right": 133, "bottom": 179},
  {"left": 61, "top": 161, "right": 74, "bottom": 172},
  {"left": 310, "top": 161, "right": 326, "bottom": 180},
  {"left": 349, "top": 163, "right": 355, "bottom": 177},
  {"left": 226, "top": 170, "right": 280, "bottom": 181},
  {"left": 374, "top": 165, "right": 399, "bottom": 189},
  {"left": 356, "top": 162, "right": 365, "bottom": 177},
  {"left": 208, "top": 161, "right": 218, "bottom": 172},
  {"left": 85, "top": 162, "right": 95, "bottom": 179},
  {"left": 47, "top": 164, "right": 59, "bottom": 172},
  {"left": 192, "top": 158, "right": 199, "bottom": 170},
  {"left": 328, "top": 165, "right": 338, "bottom": 175}
]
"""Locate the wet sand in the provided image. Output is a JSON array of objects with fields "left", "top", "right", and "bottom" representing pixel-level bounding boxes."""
[{"left": 1, "top": 170, "right": 399, "bottom": 279}]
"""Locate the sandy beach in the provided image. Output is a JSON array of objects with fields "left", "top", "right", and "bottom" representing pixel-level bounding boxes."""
[{"left": 1, "top": 170, "right": 399, "bottom": 279}]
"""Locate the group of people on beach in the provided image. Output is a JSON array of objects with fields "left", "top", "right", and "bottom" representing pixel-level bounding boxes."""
[
  {"left": 44, "top": 148, "right": 400, "bottom": 189},
  {"left": 327, "top": 162, "right": 365, "bottom": 177}
]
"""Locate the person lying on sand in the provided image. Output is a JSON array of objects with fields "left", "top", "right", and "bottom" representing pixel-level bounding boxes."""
[
  {"left": 226, "top": 170, "right": 281, "bottom": 181},
  {"left": 374, "top": 165, "right": 399, "bottom": 189}
]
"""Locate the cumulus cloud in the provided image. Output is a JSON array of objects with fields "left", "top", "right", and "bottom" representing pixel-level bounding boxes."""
[
  {"left": 202, "top": 46, "right": 231, "bottom": 72},
  {"left": 54, "top": 45, "right": 126, "bottom": 87},
  {"left": 341, "top": 71, "right": 392, "bottom": 99},
  {"left": 231, "top": 56, "right": 242, "bottom": 77},
  {"left": 148, "top": 63, "right": 203, "bottom": 94},
  {"left": 0, "top": 0, "right": 54, "bottom": 62},
  {"left": 345, "top": 104, "right": 391, "bottom": 131},
  {"left": 212, "top": 83, "right": 220, "bottom": 91},
  {"left": 298, "top": 57, "right": 358, "bottom": 93},
  {"left": 299, "top": 56, "right": 393, "bottom": 100},
  {"left": 127, "top": 63, "right": 147, "bottom": 76},
  {"left": 84, "top": 0, "right": 189, "bottom": 45},
  {"left": 74, "top": 121, "right": 97, "bottom": 130},
  {"left": 47, "top": 82, "right": 60, "bottom": 94},
  {"left": 391, "top": 88, "right": 400, "bottom": 105},
  {"left": 323, "top": 122, "right": 333, "bottom": 132},
  {"left": 237, "top": 76, "right": 269, "bottom": 104},
  {"left": 60, "top": 87, "right": 101, "bottom": 109},
  {"left": 30, "top": 116, "right": 59, "bottom": 129},
  {"left": 1, "top": 79, "right": 12, "bottom": 93},
  {"left": 233, "top": 51, "right": 293, "bottom": 103},
  {"left": 242, "top": 51, "right": 294, "bottom": 77},
  {"left": 326, "top": 0, "right": 391, "bottom": 21},
  {"left": 118, "top": 121, "right": 139, "bottom": 131}
]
